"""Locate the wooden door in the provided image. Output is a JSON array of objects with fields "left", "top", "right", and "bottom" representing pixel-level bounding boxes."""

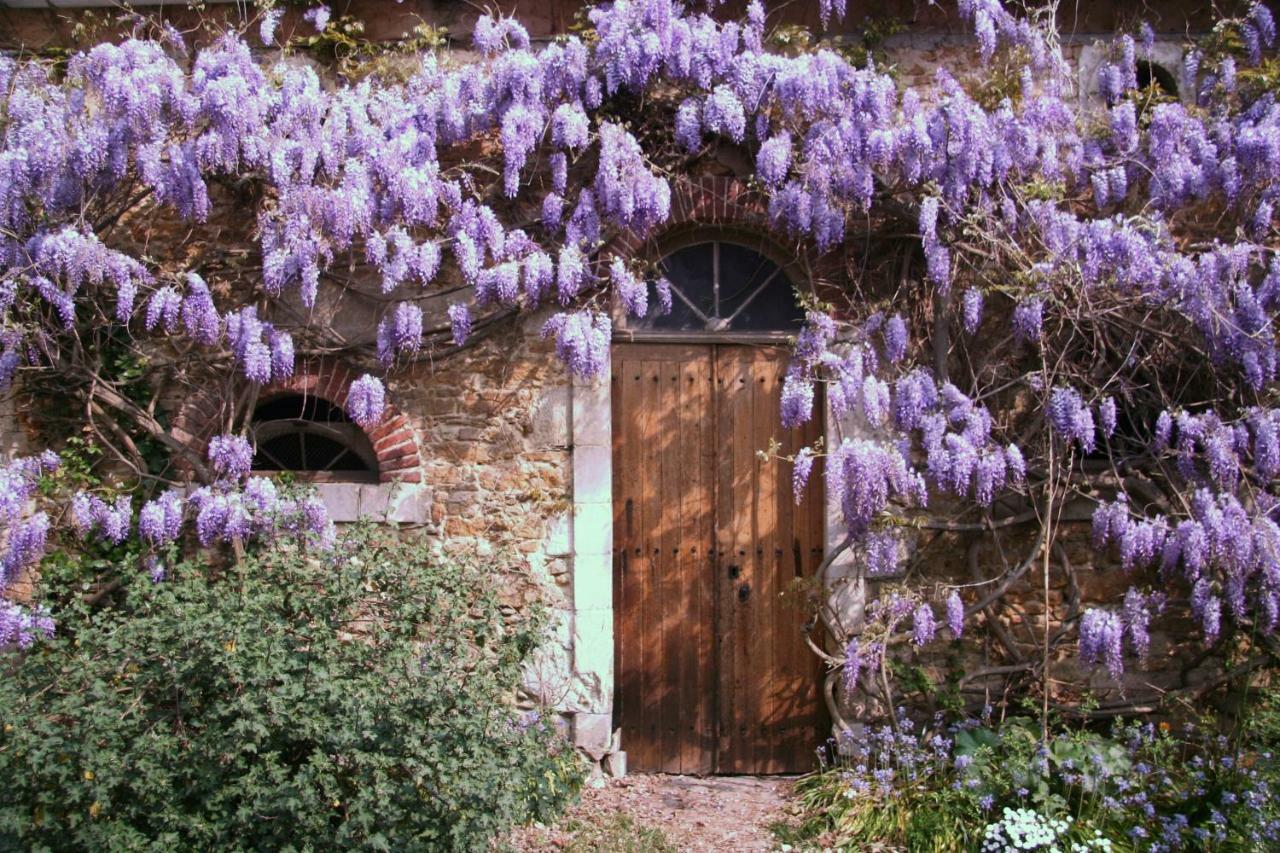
[{"left": 611, "top": 343, "right": 826, "bottom": 775}]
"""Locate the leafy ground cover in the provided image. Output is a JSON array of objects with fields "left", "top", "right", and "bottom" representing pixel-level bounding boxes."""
[{"left": 775, "top": 699, "right": 1280, "bottom": 852}]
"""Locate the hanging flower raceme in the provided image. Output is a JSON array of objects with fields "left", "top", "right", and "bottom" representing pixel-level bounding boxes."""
[
  {"left": 610, "top": 258, "right": 648, "bottom": 319},
  {"left": 1047, "top": 386, "right": 1097, "bottom": 453},
  {"left": 225, "top": 307, "right": 294, "bottom": 385},
  {"left": 376, "top": 302, "right": 424, "bottom": 366},
  {"left": 207, "top": 434, "right": 253, "bottom": 482},
  {"left": 346, "top": 374, "right": 387, "bottom": 429},
  {"left": 946, "top": 591, "right": 965, "bottom": 638},
  {"left": 448, "top": 303, "right": 472, "bottom": 347},
  {"left": 138, "top": 490, "right": 185, "bottom": 547},
  {"left": 792, "top": 448, "right": 815, "bottom": 504},
  {"left": 541, "top": 311, "right": 611, "bottom": 378},
  {"left": 0, "top": 451, "right": 58, "bottom": 587},
  {"left": 1078, "top": 608, "right": 1126, "bottom": 680},
  {"left": 70, "top": 492, "right": 132, "bottom": 545}
]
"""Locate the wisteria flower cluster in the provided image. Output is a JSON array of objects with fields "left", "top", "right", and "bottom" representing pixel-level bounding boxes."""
[
  {"left": 786, "top": 310, "right": 1024, "bottom": 585},
  {"left": 842, "top": 589, "right": 964, "bottom": 691},
  {"left": 0, "top": 451, "right": 59, "bottom": 645},
  {"left": 71, "top": 435, "right": 335, "bottom": 555}
]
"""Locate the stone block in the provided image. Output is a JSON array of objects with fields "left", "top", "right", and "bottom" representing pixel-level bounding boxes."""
[
  {"left": 572, "top": 608, "right": 613, "bottom": 711},
  {"left": 314, "top": 483, "right": 361, "bottom": 522},
  {"left": 385, "top": 485, "right": 431, "bottom": 524},
  {"left": 530, "top": 385, "right": 571, "bottom": 447},
  {"left": 603, "top": 751, "right": 627, "bottom": 778},
  {"left": 571, "top": 379, "right": 610, "bottom": 448},
  {"left": 572, "top": 445, "right": 612, "bottom": 506},
  {"left": 573, "top": 712, "right": 614, "bottom": 761},
  {"left": 572, "top": 502, "right": 612, "bottom": 558},
  {"left": 573, "top": 554, "right": 611, "bottom": 612},
  {"left": 543, "top": 513, "right": 572, "bottom": 558}
]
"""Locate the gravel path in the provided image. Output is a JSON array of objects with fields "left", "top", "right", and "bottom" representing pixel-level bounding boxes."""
[{"left": 506, "top": 774, "right": 795, "bottom": 852}]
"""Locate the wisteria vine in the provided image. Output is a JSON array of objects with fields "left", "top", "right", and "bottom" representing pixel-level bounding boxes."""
[{"left": 1, "top": 0, "right": 1279, "bottom": 723}]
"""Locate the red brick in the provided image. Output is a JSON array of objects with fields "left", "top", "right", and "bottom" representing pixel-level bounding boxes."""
[
  {"left": 284, "top": 373, "right": 320, "bottom": 394},
  {"left": 373, "top": 429, "right": 414, "bottom": 452},
  {"left": 380, "top": 446, "right": 420, "bottom": 467},
  {"left": 377, "top": 440, "right": 417, "bottom": 461},
  {"left": 367, "top": 415, "right": 407, "bottom": 442},
  {"left": 381, "top": 454, "right": 419, "bottom": 470}
]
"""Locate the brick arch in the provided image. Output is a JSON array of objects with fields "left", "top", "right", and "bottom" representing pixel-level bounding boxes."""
[
  {"left": 604, "top": 175, "right": 847, "bottom": 288},
  {"left": 171, "top": 361, "right": 422, "bottom": 484},
  {"left": 607, "top": 176, "right": 768, "bottom": 261}
]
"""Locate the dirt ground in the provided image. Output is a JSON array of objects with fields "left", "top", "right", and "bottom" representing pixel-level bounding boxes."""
[{"left": 505, "top": 774, "right": 796, "bottom": 852}]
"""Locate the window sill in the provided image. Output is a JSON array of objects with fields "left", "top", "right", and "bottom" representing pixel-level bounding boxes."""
[{"left": 310, "top": 481, "right": 429, "bottom": 523}]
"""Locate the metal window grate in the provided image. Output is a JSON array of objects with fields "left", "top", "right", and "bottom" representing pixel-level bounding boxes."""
[{"left": 249, "top": 394, "right": 379, "bottom": 481}]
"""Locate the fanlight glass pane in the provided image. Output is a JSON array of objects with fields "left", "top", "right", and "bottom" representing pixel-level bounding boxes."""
[
  {"left": 656, "top": 243, "right": 715, "bottom": 329},
  {"left": 253, "top": 395, "right": 350, "bottom": 423},
  {"left": 716, "top": 243, "right": 804, "bottom": 330},
  {"left": 639, "top": 241, "right": 802, "bottom": 332}
]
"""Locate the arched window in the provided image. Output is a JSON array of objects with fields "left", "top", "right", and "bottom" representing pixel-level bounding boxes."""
[
  {"left": 634, "top": 240, "right": 805, "bottom": 333},
  {"left": 250, "top": 395, "right": 379, "bottom": 482}
]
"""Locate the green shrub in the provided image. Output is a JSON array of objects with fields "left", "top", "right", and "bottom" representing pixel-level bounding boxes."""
[{"left": 0, "top": 526, "right": 582, "bottom": 851}]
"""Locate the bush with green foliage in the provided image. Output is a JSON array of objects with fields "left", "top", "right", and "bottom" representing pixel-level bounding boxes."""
[{"left": 0, "top": 526, "right": 582, "bottom": 851}]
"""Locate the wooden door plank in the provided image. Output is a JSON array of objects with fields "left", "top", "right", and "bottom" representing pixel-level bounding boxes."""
[
  {"left": 638, "top": 355, "right": 662, "bottom": 771},
  {"left": 727, "top": 343, "right": 752, "bottom": 768},
  {"left": 611, "top": 351, "right": 640, "bottom": 769},
  {"left": 754, "top": 352, "right": 782, "bottom": 775},
  {"left": 716, "top": 348, "right": 737, "bottom": 768},
  {"left": 677, "top": 354, "right": 714, "bottom": 774},
  {"left": 657, "top": 357, "right": 681, "bottom": 771}
]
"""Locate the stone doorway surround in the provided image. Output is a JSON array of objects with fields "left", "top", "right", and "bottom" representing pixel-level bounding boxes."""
[
  {"left": 565, "top": 364, "right": 856, "bottom": 769},
  {"left": 560, "top": 176, "right": 861, "bottom": 770}
]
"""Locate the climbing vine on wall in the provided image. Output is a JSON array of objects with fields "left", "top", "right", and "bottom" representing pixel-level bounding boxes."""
[{"left": 1, "top": 0, "right": 1279, "bottom": 724}]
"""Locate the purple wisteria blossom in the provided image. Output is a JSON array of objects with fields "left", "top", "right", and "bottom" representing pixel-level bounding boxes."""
[
  {"left": 138, "top": 491, "right": 185, "bottom": 547},
  {"left": 448, "top": 303, "right": 472, "bottom": 347},
  {"left": 1079, "top": 608, "right": 1125, "bottom": 680},
  {"left": 792, "top": 448, "right": 815, "bottom": 504},
  {"left": 946, "top": 590, "right": 965, "bottom": 638},
  {"left": 304, "top": 6, "right": 330, "bottom": 32},
  {"left": 541, "top": 312, "right": 611, "bottom": 378},
  {"left": 912, "top": 603, "right": 937, "bottom": 646},
  {"left": 208, "top": 434, "right": 253, "bottom": 481},
  {"left": 346, "top": 374, "right": 387, "bottom": 429}
]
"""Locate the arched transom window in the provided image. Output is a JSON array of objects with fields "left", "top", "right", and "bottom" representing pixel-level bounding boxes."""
[
  {"left": 250, "top": 395, "right": 378, "bottom": 482},
  {"left": 636, "top": 240, "right": 804, "bottom": 332}
]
